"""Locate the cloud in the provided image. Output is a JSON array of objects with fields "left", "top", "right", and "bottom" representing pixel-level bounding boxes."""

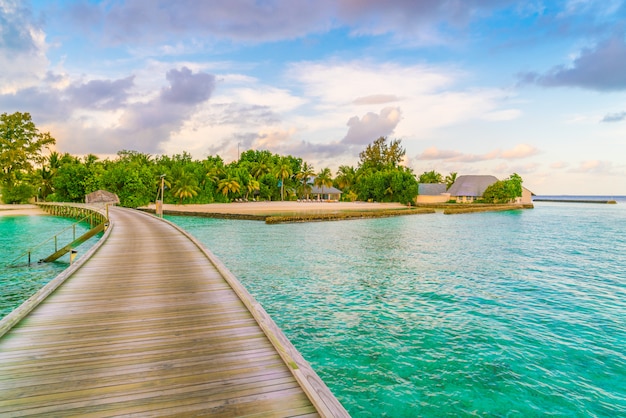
[
  {"left": 417, "top": 146, "right": 462, "bottom": 160},
  {"left": 353, "top": 94, "right": 402, "bottom": 105},
  {"left": 550, "top": 161, "right": 569, "bottom": 169},
  {"left": 161, "top": 67, "right": 215, "bottom": 104},
  {"left": 569, "top": 160, "right": 619, "bottom": 174},
  {"left": 519, "top": 36, "right": 626, "bottom": 91},
  {"left": 62, "top": 0, "right": 513, "bottom": 46},
  {"left": 0, "top": 1, "right": 41, "bottom": 51},
  {"left": 481, "top": 109, "right": 522, "bottom": 121},
  {"left": 0, "top": 1, "right": 48, "bottom": 93},
  {"left": 342, "top": 107, "right": 401, "bottom": 145},
  {"left": 601, "top": 111, "right": 626, "bottom": 123},
  {"left": 66, "top": 76, "right": 135, "bottom": 110},
  {"left": 501, "top": 143, "right": 539, "bottom": 159},
  {"left": 1, "top": 66, "right": 217, "bottom": 156},
  {"left": 416, "top": 143, "right": 539, "bottom": 162}
]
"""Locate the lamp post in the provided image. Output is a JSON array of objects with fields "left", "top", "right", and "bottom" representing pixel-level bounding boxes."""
[{"left": 156, "top": 174, "right": 166, "bottom": 217}]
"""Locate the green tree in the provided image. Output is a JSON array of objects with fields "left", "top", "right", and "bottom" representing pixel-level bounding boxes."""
[
  {"left": 482, "top": 173, "right": 524, "bottom": 203},
  {"left": 274, "top": 158, "right": 293, "bottom": 201},
  {"left": 314, "top": 168, "right": 333, "bottom": 200},
  {"left": 218, "top": 175, "right": 241, "bottom": 199},
  {"left": 358, "top": 136, "right": 405, "bottom": 171},
  {"left": 418, "top": 170, "right": 443, "bottom": 184},
  {"left": 445, "top": 172, "right": 458, "bottom": 190},
  {"left": 296, "top": 162, "right": 315, "bottom": 199},
  {"left": 0, "top": 112, "right": 55, "bottom": 202},
  {"left": 335, "top": 165, "right": 355, "bottom": 190},
  {"left": 172, "top": 170, "right": 200, "bottom": 204}
]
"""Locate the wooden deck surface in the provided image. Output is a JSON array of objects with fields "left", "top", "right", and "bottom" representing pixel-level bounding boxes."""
[{"left": 0, "top": 207, "right": 347, "bottom": 417}]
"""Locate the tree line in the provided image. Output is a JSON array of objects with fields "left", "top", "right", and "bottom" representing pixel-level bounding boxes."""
[
  {"left": 1, "top": 112, "right": 425, "bottom": 207},
  {"left": 1, "top": 111, "right": 522, "bottom": 207}
]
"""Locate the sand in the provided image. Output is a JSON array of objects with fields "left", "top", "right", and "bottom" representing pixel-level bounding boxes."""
[
  {"left": 143, "top": 201, "right": 408, "bottom": 216},
  {"left": 0, "top": 204, "right": 46, "bottom": 217}
]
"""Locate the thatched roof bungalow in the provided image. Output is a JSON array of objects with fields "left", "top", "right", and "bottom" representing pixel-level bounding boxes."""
[{"left": 85, "top": 190, "right": 120, "bottom": 205}]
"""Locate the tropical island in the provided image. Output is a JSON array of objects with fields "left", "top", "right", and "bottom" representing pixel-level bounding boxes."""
[{"left": 1, "top": 111, "right": 530, "bottom": 220}]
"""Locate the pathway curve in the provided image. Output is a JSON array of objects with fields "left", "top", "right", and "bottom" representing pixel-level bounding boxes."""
[{"left": 0, "top": 207, "right": 347, "bottom": 417}]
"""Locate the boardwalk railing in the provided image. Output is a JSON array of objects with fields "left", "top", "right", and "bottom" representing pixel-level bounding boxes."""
[
  {"left": 7, "top": 203, "right": 109, "bottom": 266},
  {"left": 0, "top": 204, "right": 114, "bottom": 338}
]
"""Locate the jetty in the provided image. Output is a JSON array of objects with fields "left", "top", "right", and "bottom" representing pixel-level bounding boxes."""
[
  {"left": 0, "top": 205, "right": 347, "bottom": 417},
  {"left": 533, "top": 198, "right": 617, "bottom": 204}
]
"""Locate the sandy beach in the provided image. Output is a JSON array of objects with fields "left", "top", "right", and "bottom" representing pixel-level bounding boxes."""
[
  {"left": 0, "top": 204, "right": 46, "bottom": 217},
  {"left": 143, "top": 201, "right": 408, "bottom": 216}
]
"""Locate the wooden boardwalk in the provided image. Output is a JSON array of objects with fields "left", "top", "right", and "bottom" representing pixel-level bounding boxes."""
[{"left": 0, "top": 207, "right": 348, "bottom": 417}]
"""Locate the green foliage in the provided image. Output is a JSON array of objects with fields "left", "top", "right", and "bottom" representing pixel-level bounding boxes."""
[
  {"left": 358, "top": 136, "right": 406, "bottom": 171},
  {"left": 351, "top": 137, "right": 418, "bottom": 204},
  {"left": 0, "top": 112, "right": 55, "bottom": 202},
  {"left": 0, "top": 116, "right": 432, "bottom": 207},
  {"left": 482, "top": 173, "right": 524, "bottom": 203},
  {"left": 418, "top": 170, "right": 444, "bottom": 184},
  {"left": 355, "top": 168, "right": 418, "bottom": 204},
  {"left": 445, "top": 172, "right": 458, "bottom": 190}
]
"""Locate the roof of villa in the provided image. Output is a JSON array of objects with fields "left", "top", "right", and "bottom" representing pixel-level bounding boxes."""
[
  {"left": 85, "top": 189, "right": 120, "bottom": 204},
  {"left": 310, "top": 185, "right": 343, "bottom": 194},
  {"left": 418, "top": 183, "right": 448, "bottom": 196},
  {"left": 447, "top": 175, "right": 499, "bottom": 197}
]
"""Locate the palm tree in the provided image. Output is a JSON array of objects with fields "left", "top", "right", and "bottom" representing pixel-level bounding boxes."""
[
  {"left": 274, "top": 158, "right": 293, "bottom": 201},
  {"left": 445, "top": 172, "right": 458, "bottom": 190},
  {"left": 204, "top": 160, "right": 225, "bottom": 185},
  {"left": 314, "top": 168, "right": 333, "bottom": 201},
  {"left": 218, "top": 176, "right": 241, "bottom": 199},
  {"left": 418, "top": 170, "right": 444, "bottom": 184},
  {"left": 245, "top": 179, "right": 260, "bottom": 201},
  {"left": 172, "top": 171, "right": 200, "bottom": 204},
  {"left": 335, "top": 165, "right": 356, "bottom": 190},
  {"left": 296, "top": 162, "right": 315, "bottom": 200},
  {"left": 251, "top": 158, "right": 271, "bottom": 179}
]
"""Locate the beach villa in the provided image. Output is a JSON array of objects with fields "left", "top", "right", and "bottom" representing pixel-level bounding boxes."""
[
  {"left": 415, "top": 183, "right": 450, "bottom": 203},
  {"left": 309, "top": 185, "right": 343, "bottom": 201},
  {"left": 447, "top": 175, "right": 533, "bottom": 204}
]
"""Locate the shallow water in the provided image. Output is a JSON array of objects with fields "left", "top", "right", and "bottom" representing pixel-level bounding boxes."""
[
  {"left": 0, "top": 215, "right": 102, "bottom": 318},
  {"left": 167, "top": 200, "right": 626, "bottom": 417}
]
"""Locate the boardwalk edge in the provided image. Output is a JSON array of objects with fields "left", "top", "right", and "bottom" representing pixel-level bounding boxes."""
[{"left": 142, "top": 210, "right": 350, "bottom": 417}]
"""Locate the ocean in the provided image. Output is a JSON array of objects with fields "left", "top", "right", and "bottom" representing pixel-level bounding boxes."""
[
  {"left": 0, "top": 214, "right": 102, "bottom": 318},
  {"left": 1, "top": 198, "right": 625, "bottom": 416}
]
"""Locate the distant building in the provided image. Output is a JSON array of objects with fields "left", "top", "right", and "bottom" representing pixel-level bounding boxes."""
[
  {"left": 85, "top": 190, "right": 120, "bottom": 205},
  {"left": 310, "top": 185, "right": 343, "bottom": 201},
  {"left": 415, "top": 183, "right": 450, "bottom": 203},
  {"left": 447, "top": 175, "right": 533, "bottom": 204}
]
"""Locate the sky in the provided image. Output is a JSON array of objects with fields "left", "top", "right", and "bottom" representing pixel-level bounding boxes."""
[{"left": 1, "top": 0, "right": 625, "bottom": 195}]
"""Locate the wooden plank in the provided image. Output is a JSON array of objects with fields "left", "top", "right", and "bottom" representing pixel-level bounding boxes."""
[{"left": 0, "top": 206, "right": 348, "bottom": 417}]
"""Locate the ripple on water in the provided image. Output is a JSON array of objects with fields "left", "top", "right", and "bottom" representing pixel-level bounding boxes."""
[{"left": 167, "top": 204, "right": 626, "bottom": 417}]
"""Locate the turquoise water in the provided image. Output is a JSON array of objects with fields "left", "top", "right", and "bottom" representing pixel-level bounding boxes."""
[
  {"left": 166, "top": 200, "right": 626, "bottom": 417},
  {"left": 0, "top": 215, "right": 102, "bottom": 318}
]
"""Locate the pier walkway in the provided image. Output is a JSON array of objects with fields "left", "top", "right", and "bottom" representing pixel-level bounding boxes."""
[{"left": 0, "top": 206, "right": 347, "bottom": 417}]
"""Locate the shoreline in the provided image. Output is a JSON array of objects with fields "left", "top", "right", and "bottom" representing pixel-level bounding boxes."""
[
  {"left": 0, "top": 204, "right": 46, "bottom": 217},
  {"left": 138, "top": 201, "right": 531, "bottom": 223}
]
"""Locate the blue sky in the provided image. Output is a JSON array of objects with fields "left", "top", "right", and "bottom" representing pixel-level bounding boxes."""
[{"left": 1, "top": 0, "right": 625, "bottom": 194}]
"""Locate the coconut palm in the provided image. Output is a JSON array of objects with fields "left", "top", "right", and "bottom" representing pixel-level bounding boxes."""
[
  {"left": 445, "top": 172, "right": 458, "bottom": 190},
  {"left": 172, "top": 171, "right": 200, "bottom": 204},
  {"left": 274, "top": 158, "right": 293, "bottom": 201},
  {"left": 251, "top": 158, "right": 271, "bottom": 179},
  {"left": 218, "top": 176, "right": 241, "bottom": 199},
  {"left": 418, "top": 170, "right": 444, "bottom": 184},
  {"left": 335, "top": 165, "right": 356, "bottom": 190},
  {"left": 245, "top": 179, "right": 260, "bottom": 201},
  {"left": 204, "top": 159, "right": 225, "bottom": 185},
  {"left": 296, "top": 162, "right": 315, "bottom": 199},
  {"left": 314, "top": 168, "right": 333, "bottom": 201}
]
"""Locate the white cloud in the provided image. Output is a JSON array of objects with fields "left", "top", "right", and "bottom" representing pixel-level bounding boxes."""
[{"left": 482, "top": 109, "right": 522, "bottom": 121}]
